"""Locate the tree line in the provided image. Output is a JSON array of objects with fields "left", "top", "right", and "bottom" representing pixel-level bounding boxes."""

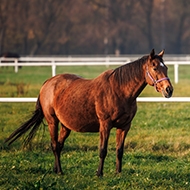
[{"left": 0, "top": 0, "right": 190, "bottom": 55}]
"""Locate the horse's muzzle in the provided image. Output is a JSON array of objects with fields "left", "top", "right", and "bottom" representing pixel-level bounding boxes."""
[{"left": 162, "top": 86, "right": 173, "bottom": 98}]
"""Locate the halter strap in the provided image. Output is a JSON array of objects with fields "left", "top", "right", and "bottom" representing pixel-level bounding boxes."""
[{"left": 146, "top": 63, "right": 170, "bottom": 92}]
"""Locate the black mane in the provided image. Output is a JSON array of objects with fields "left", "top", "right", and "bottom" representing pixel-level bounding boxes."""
[{"left": 110, "top": 55, "right": 148, "bottom": 85}]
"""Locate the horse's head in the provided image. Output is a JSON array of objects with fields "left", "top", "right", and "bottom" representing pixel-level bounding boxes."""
[{"left": 145, "top": 49, "right": 173, "bottom": 98}]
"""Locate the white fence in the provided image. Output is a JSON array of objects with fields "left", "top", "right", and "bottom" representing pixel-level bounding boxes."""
[
  {"left": 1, "top": 55, "right": 190, "bottom": 103},
  {"left": 1, "top": 55, "right": 190, "bottom": 83},
  {"left": 1, "top": 97, "right": 190, "bottom": 103}
]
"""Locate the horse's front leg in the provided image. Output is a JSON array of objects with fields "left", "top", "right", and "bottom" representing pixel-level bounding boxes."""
[
  {"left": 96, "top": 119, "right": 112, "bottom": 177},
  {"left": 116, "top": 123, "right": 131, "bottom": 175}
]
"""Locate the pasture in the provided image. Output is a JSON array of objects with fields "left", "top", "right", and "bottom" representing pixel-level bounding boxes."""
[{"left": 0, "top": 65, "right": 190, "bottom": 189}]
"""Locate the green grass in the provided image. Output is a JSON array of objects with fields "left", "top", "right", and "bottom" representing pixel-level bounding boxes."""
[{"left": 0, "top": 65, "right": 190, "bottom": 189}]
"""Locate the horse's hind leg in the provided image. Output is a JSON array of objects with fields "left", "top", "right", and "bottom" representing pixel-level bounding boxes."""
[
  {"left": 47, "top": 116, "right": 63, "bottom": 174},
  {"left": 49, "top": 121, "right": 71, "bottom": 174},
  {"left": 54, "top": 124, "right": 71, "bottom": 173},
  {"left": 58, "top": 124, "right": 71, "bottom": 151}
]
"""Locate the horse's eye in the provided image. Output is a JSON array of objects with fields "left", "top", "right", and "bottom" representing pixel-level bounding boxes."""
[{"left": 153, "top": 68, "right": 157, "bottom": 71}]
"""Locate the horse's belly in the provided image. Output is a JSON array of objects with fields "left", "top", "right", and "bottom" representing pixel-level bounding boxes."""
[
  {"left": 74, "top": 122, "right": 100, "bottom": 133},
  {"left": 56, "top": 102, "right": 99, "bottom": 132},
  {"left": 54, "top": 78, "right": 100, "bottom": 132},
  {"left": 61, "top": 117, "right": 100, "bottom": 133}
]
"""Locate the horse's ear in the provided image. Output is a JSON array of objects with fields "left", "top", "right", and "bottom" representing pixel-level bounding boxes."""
[
  {"left": 149, "top": 49, "right": 155, "bottom": 59},
  {"left": 158, "top": 49, "right": 165, "bottom": 58}
]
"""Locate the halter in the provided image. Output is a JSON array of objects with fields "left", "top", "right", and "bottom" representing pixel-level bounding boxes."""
[{"left": 146, "top": 63, "right": 170, "bottom": 92}]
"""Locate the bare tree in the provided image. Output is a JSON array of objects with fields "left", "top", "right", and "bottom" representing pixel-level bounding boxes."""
[
  {"left": 0, "top": 0, "right": 190, "bottom": 55},
  {"left": 0, "top": 0, "right": 9, "bottom": 53}
]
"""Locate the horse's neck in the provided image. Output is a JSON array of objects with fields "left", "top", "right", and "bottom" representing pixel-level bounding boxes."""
[
  {"left": 123, "top": 78, "right": 147, "bottom": 101},
  {"left": 111, "top": 62, "right": 147, "bottom": 101},
  {"left": 129, "top": 67, "right": 147, "bottom": 100},
  {"left": 130, "top": 80, "right": 147, "bottom": 99}
]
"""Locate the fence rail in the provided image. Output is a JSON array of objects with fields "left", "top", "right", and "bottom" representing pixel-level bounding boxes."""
[
  {"left": 1, "top": 97, "right": 190, "bottom": 103},
  {"left": 1, "top": 55, "right": 190, "bottom": 103},
  {"left": 1, "top": 55, "right": 190, "bottom": 83}
]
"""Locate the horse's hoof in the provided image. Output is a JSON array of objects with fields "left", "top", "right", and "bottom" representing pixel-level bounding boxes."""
[
  {"left": 96, "top": 170, "right": 103, "bottom": 177},
  {"left": 53, "top": 167, "right": 57, "bottom": 173},
  {"left": 53, "top": 166, "right": 63, "bottom": 175},
  {"left": 115, "top": 171, "right": 121, "bottom": 176}
]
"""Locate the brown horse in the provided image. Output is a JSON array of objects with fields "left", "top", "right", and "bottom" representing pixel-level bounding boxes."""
[{"left": 5, "top": 49, "right": 173, "bottom": 176}]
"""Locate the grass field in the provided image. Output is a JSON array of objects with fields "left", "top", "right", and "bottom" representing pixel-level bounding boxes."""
[{"left": 0, "top": 65, "right": 190, "bottom": 189}]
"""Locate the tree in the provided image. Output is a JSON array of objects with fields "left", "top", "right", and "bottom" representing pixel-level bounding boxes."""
[
  {"left": 167, "top": 0, "right": 190, "bottom": 53},
  {"left": 0, "top": 0, "right": 9, "bottom": 53},
  {"left": 0, "top": 0, "right": 190, "bottom": 55}
]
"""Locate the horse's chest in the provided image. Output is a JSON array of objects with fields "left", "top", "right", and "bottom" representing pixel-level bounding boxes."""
[
  {"left": 112, "top": 113, "right": 132, "bottom": 128},
  {"left": 112, "top": 103, "right": 137, "bottom": 128}
]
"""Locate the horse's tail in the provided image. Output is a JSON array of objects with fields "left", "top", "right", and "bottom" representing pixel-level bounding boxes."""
[{"left": 4, "top": 95, "right": 45, "bottom": 146}]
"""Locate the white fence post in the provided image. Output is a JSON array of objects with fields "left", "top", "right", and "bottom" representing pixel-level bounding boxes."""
[
  {"left": 15, "top": 59, "right": 18, "bottom": 73},
  {"left": 106, "top": 56, "right": 110, "bottom": 68},
  {"left": 174, "top": 64, "right": 178, "bottom": 84},
  {"left": 52, "top": 60, "right": 56, "bottom": 76}
]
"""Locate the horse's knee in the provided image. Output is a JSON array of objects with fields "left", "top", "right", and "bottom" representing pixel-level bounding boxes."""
[
  {"left": 51, "top": 141, "right": 61, "bottom": 153},
  {"left": 99, "top": 148, "right": 107, "bottom": 158},
  {"left": 51, "top": 141, "right": 56, "bottom": 150},
  {"left": 117, "top": 148, "right": 123, "bottom": 160}
]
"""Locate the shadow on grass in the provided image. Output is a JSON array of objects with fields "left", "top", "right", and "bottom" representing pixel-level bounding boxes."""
[
  {"left": 132, "top": 152, "right": 175, "bottom": 162},
  {"left": 1, "top": 140, "right": 99, "bottom": 153},
  {"left": 63, "top": 145, "right": 98, "bottom": 152}
]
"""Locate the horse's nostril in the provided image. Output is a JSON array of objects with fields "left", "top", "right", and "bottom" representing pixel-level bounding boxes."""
[
  {"left": 166, "top": 86, "right": 170, "bottom": 93},
  {"left": 166, "top": 86, "right": 173, "bottom": 96}
]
